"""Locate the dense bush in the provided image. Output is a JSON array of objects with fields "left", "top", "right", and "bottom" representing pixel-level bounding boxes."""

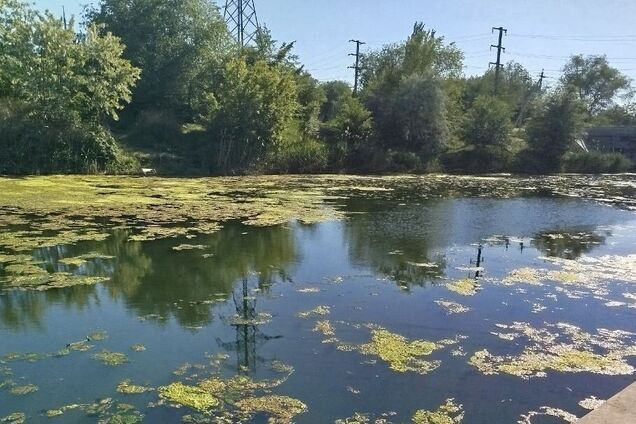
[
  {"left": 562, "top": 151, "right": 633, "bottom": 173},
  {"left": 266, "top": 139, "right": 328, "bottom": 174}
]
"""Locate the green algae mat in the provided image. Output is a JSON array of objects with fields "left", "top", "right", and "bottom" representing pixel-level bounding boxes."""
[{"left": 1, "top": 174, "right": 636, "bottom": 423}]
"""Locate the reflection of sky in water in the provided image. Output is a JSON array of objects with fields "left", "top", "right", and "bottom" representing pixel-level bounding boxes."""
[{"left": 1, "top": 196, "right": 635, "bottom": 423}]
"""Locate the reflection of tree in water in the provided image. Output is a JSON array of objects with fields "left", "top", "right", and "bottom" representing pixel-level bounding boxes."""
[
  {"left": 1, "top": 224, "right": 297, "bottom": 330},
  {"left": 343, "top": 199, "right": 449, "bottom": 287},
  {"left": 531, "top": 229, "right": 608, "bottom": 260},
  {"left": 0, "top": 291, "right": 46, "bottom": 331},
  {"left": 120, "top": 223, "right": 297, "bottom": 327}
]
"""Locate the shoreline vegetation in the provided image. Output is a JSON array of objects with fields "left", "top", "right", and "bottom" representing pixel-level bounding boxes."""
[{"left": 1, "top": 0, "right": 635, "bottom": 177}]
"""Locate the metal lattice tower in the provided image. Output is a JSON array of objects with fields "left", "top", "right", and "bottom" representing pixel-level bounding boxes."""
[{"left": 224, "top": 0, "right": 260, "bottom": 47}]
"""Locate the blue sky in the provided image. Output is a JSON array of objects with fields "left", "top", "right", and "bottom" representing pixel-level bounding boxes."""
[{"left": 34, "top": 0, "right": 636, "bottom": 87}]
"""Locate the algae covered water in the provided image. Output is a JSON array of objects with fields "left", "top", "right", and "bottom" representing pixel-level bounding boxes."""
[{"left": 1, "top": 175, "right": 636, "bottom": 423}]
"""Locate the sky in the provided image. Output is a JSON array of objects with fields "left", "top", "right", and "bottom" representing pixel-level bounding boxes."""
[{"left": 34, "top": 0, "right": 636, "bottom": 88}]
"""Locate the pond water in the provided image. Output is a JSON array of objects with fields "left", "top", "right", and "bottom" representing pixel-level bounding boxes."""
[{"left": 1, "top": 175, "right": 636, "bottom": 423}]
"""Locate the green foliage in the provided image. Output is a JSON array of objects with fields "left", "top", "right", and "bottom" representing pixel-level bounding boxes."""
[
  {"left": 0, "top": 0, "right": 140, "bottom": 174},
  {"left": 463, "top": 62, "right": 537, "bottom": 118},
  {"left": 360, "top": 22, "right": 463, "bottom": 89},
  {"left": 462, "top": 95, "right": 512, "bottom": 148},
  {"left": 561, "top": 55, "right": 632, "bottom": 115},
  {"left": 524, "top": 90, "right": 587, "bottom": 172},
  {"left": 319, "top": 81, "right": 352, "bottom": 122},
  {"left": 562, "top": 151, "right": 633, "bottom": 173},
  {"left": 86, "top": 0, "right": 230, "bottom": 117},
  {"left": 193, "top": 57, "right": 298, "bottom": 173},
  {"left": 266, "top": 138, "right": 328, "bottom": 174},
  {"left": 385, "top": 75, "right": 449, "bottom": 157}
]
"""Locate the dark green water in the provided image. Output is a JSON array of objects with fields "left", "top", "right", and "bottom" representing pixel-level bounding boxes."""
[{"left": 2, "top": 192, "right": 636, "bottom": 423}]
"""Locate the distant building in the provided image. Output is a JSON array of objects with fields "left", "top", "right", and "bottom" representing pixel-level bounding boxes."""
[{"left": 585, "top": 127, "right": 636, "bottom": 162}]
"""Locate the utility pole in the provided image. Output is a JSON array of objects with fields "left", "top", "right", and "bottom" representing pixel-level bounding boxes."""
[
  {"left": 62, "top": 6, "right": 67, "bottom": 30},
  {"left": 538, "top": 69, "right": 546, "bottom": 91},
  {"left": 489, "top": 26, "right": 507, "bottom": 95},
  {"left": 515, "top": 69, "right": 548, "bottom": 127},
  {"left": 348, "top": 39, "right": 366, "bottom": 95},
  {"left": 224, "top": 0, "right": 260, "bottom": 48}
]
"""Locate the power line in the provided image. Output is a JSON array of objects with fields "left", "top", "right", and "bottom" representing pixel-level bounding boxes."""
[
  {"left": 348, "top": 39, "right": 366, "bottom": 95},
  {"left": 224, "top": 0, "right": 260, "bottom": 47},
  {"left": 489, "top": 26, "right": 507, "bottom": 95}
]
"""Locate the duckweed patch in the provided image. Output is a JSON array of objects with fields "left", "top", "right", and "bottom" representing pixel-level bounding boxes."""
[
  {"left": 434, "top": 300, "right": 470, "bottom": 314},
  {"left": 9, "top": 384, "right": 38, "bottom": 395},
  {"left": 446, "top": 279, "right": 480, "bottom": 296},
  {"left": 117, "top": 380, "right": 153, "bottom": 394},
  {"left": 159, "top": 382, "right": 220, "bottom": 411},
  {"left": 130, "top": 344, "right": 146, "bottom": 352},
  {"left": 296, "top": 305, "right": 330, "bottom": 318},
  {"left": 579, "top": 396, "right": 605, "bottom": 411},
  {"left": 470, "top": 322, "right": 636, "bottom": 379},
  {"left": 236, "top": 395, "right": 308, "bottom": 424},
  {"left": 91, "top": 350, "right": 129, "bottom": 366},
  {"left": 339, "top": 327, "right": 454, "bottom": 375},
  {"left": 228, "top": 312, "right": 272, "bottom": 326},
  {"left": 44, "top": 398, "right": 143, "bottom": 423},
  {"left": 517, "top": 407, "right": 578, "bottom": 423},
  {"left": 0, "top": 413, "right": 25, "bottom": 424},
  {"left": 412, "top": 399, "right": 464, "bottom": 424},
  {"left": 313, "top": 320, "right": 335, "bottom": 336}
]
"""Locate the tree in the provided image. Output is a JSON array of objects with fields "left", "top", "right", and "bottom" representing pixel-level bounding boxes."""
[
  {"left": 86, "top": 0, "right": 231, "bottom": 118},
  {"left": 0, "top": 0, "right": 140, "bottom": 174},
  {"left": 463, "top": 62, "right": 537, "bottom": 123},
  {"left": 193, "top": 57, "right": 298, "bottom": 173},
  {"left": 462, "top": 96, "right": 512, "bottom": 148},
  {"left": 360, "top": 22, "right": 463, "bottom": 90},
  {"left": 360, "top": 24, "right": 459, "bottom": 162},
  {"left": 525, "top": 89, "right": 586, "bottom": 172},
  {"left": 561, "top": 55, "right": 632, "bottom": 115},
  {"left": 319, "top": 81, "right": 352, "bottom": 122},
  {"left": 388, "top": 75, "right": 449, "bottom": 157}
]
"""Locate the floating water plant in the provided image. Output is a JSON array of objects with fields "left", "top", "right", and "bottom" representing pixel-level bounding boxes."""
[
  {"left": 446, "top": 279, "right": 480, "bottom": 296},
  {"left": 470, "top": 322, "right": 636, "bottom": 379},
  {"left": 158, "top": 382, "right": 220, "bottom": 411},
  {"left": 435, "top": 300, "right": 470, "bottom": 314},
  {"left": 579, "top": 396, "right": 605, "bottom": 411},
  {"left": 117, "top": 380, "right": 153, "bottom": 394},
  {"left": 296, "top": 305, "right": 330, "bottom": 318},
  {"left": 341, "top": 327, "right": 447, "bottom": 375},
  {"left": 0, "top": 413, "right": 25, "bottom": 424},
  {"left": 412, "top": 399, "right": 464, "bottom": 424},
  {"left": 9, "top": 384, "right": 38, "bottom": 396},
  {"left": 130, "top": 344, "right": 146, "bottom": 352},
  {"left": 91, "top": 350, "right": 129, "bottom": 366},
  {"left": 236, "top": 395, "right": 308, "bottom": 424},
  {"left": 517, "top": 406, "right": 578, "bottom": 423},
  {"left": 313, "top": 320, "right": 335, "bottom": 336}
]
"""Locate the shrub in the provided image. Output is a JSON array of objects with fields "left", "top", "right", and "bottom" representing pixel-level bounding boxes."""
[
  {"left": 266, "top": 139, "right": 328, "bottom": 174},
  {"left": 562, "top": 151, "right": 633, "bottom": 173}
]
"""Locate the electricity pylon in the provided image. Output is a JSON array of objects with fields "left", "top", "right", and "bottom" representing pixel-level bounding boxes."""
[{"left": 224, "top": 0, "right": 260, "bottom": 47}]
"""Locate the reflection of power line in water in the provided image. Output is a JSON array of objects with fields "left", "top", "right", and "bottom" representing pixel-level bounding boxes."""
[{"left": 218, "top": 278, "right": 282, "bottom": 375}]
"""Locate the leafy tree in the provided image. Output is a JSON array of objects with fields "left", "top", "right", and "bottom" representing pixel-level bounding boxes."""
[
  {"left": 463, "top": 62, "right": 537, "bottom": 123},
  {"left": 525, "top": 89, "right": 586, "bottom": 172},
  {"left": 561, "top": 55, "right": 632, "bottom": 115},
  {"left": 319, "top": 81, "right": 352, "bottom": 122},
  {"left": 0, "top": 0, "right": 140, "bottom": 174},
  {"left": 462, "top": 96, "right": 512, "bottom": 148},
  {"left": 360, "top": 24, "right": 459, "bottom": 163},
  {"left": 387, "top": 75, "right": 449, "bottom": 157},
  {"left": 193, "top": 57, "right": 298, "bottom": 173},
  {"left": 360, "top": 22, "right": 463, "bottom": 90},
  {"left": 86, "top": 0, "right": 231, "bottom": 117}
]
